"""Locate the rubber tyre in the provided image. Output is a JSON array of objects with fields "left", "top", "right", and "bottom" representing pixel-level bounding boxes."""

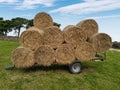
[
  {"left": 69, "top": 62, "right": 82, "bottom": 74},
  {"left": 101, "top": 59, "right": 104, "bottom": 61}
]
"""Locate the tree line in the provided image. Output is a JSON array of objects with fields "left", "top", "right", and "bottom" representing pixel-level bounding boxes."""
[
  {"left": 0, "top": 17, "right": 60, "bottom": 37},
  {"left": 112, "top": 41, "right": 120, "bottom": 49}
]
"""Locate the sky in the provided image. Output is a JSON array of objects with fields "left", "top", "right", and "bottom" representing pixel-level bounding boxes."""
[{"left": 0, "top": 0, "right": 120, "bottom": 41}]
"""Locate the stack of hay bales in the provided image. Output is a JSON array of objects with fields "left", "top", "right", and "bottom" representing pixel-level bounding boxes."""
[
  {"left": 12, "top": 12, "right": 56, "bottom": 68},
  {"left": 11, "top": 12, "right": 112, "bottom": 68},
  {"left": 88, "top": 33, "right": 112, "bottom": 53},
  {"left": 62, "top": 25, "right": 95, "bottom": 61},
  {"left": 76, "top": 19, "right": 112, "bottom": 53}
]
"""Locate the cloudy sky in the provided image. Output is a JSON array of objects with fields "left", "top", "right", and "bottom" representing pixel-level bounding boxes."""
[{"left": 0, "top": 0, "right": 120, "bottom": 41}]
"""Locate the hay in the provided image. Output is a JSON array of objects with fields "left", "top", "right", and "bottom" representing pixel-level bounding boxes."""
[
  {"left": 11, "top": 46, "right": 35, "bottom": 68},
  {"left": 89, "top": 33, "right": 112, "bottom": 53},
  {"left": 63, "top": 25, "right": 87, "bottom": 48},
  {"left": 35, "top": 45, "right": 55, "bottom": 66},
  {"left": 76, "top": 19, "right": 98, "bottom": 39},
  {"left": 55, "top": 44, "right": 75, "bottom": 64},
  {"left": 44, "top": 26, "right": 64, "bottom": 49},
  {"left": 19, "top": 27, "right": 44, "bottom": 51},
  {"left": 33, "top": 12, "right": 53, "bottom": 30},
  {"left": 75, "top": 42, "right": 96, "bottom": 61}
]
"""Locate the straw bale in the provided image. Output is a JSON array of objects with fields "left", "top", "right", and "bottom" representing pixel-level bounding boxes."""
[
  {"left": 89, "top": 33, "right": 112, "bottom": 53},
  {"left": 11, "top": 46, "right": 35, "bottom": 68},
  {"left": 76, "top": 19, "right": 98, "bottom": 39},
  {"left": 33, "top": 12, "right": 53, "bottom": 30},
  {"left": 75, "top": 42, "right": 96, "bottom": 61},
  {"left": 55, "top": 44, "right": 75, "bottom": 64},
  {"left": 63, "top": 25, "right": 87, "bottom": 48},
  {"left": 35, "top": 45, "right": 55, "bottom": 66},
  {"left": 19, "top": 27, "right": 44, "bottom": 51},
  {"left": 44, "top": 26, "right": 64, "bottom": 49}
]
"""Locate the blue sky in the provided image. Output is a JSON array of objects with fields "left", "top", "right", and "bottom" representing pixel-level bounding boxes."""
[{"left": 0, "top": 0, "right": 120, "bottom": 41}]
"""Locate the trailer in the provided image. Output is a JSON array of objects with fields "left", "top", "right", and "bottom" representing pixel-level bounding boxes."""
[{"left": 6, "top": 53, "right": 106, "bottom": 74}]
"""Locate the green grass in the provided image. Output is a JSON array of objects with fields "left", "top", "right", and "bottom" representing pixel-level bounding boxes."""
[{"left": 0, "top": 40, "right": 120, "bottom": 90}]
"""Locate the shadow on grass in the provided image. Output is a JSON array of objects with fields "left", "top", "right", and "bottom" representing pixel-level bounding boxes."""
[
  {"left": 19, "top": 65, "right": 69, "bottom": 73},
  {"left": 6, "top": 62, "right": 97, "bottom": 74},
  {"left": 16, "top": 62, "right": 96, "bottom": 73},
  {"left": 81, "top": 62, "right": 97, "bottom": 73}
]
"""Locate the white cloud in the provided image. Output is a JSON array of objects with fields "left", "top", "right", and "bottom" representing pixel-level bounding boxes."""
[
  {"left": 84, "top": 15, "right": 120, "bottom": 19},
  {"left": 83, "top": 0, "right": 96, "bottom": 2},
  {"left": 0, "top": 0, "right": 18, "bottom": 3},
  {"left": 50, "top": 0, "right": 120, "bottom": 15},
  {"left": 16, "top": 0, "right": 55, "bottom": 10}
]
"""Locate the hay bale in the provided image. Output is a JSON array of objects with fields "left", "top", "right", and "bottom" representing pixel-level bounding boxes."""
[
  {"left": 19, "top": 27, "right": 44, "bottom": 51},
  {"left": 89, "top": 33, "right": 112, "bottom": 53},
  {"left": 75, "top": 42, "right": 96, "bottom": 61},
  {"left": 76, "top": 19, "right": 98, "bottom": 39},
  {"left": 44, "top": 26, "right": 64, "bottom": 49},
  {"left": 11, "top": 46, "right": 35, "bottom": 68},
  {"left": 33, "top": 12, "right": 53, "bottom": 30},
  {"left": 35, "top": 45, "right": 55, "bottom": 66},
  {"left": 55, "top": 44, "right": 75, "bottom": 64},
  {"left": 63, "top": 25, "right": 87, "bottom": 48}
]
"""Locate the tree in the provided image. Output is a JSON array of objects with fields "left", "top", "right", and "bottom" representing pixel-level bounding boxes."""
[
  {"left": 53, "top": 22, "right": 61, "bottom": 28},
  {"left": 26, "top": 19, "right": 33, "bottom": 29},
  {"left": 112, "top": 41, "right": 120, "bottom": 49},
  {"left": 11, "top": 17, "right": 28, "bottom": 37},
  {"left": 0, "top": 17, "right": 4, "bottom": 35},
  {"left": 0, "top": 19, "right": 12, "bottom": 36},
  {"left": 3, "top": 20, "right": 13, "bottom": 36},
  {"left": 0, "top": 20, "right": 4, "bottom": 35},
  {"left": 0, "top": 17, "right": 3, "bottom": 21},
  {"left": 26, "top": 19, "right": 61, "bottom": 29}
]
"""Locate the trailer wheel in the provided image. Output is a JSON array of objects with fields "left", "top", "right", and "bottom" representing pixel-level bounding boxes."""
[{"left": 69, "top": 61, "right": 82, "bottom": 74}]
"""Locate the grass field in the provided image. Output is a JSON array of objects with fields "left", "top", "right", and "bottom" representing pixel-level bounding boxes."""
[{"left": 0, "top": 40, "right": 120, "bottom": 90}]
